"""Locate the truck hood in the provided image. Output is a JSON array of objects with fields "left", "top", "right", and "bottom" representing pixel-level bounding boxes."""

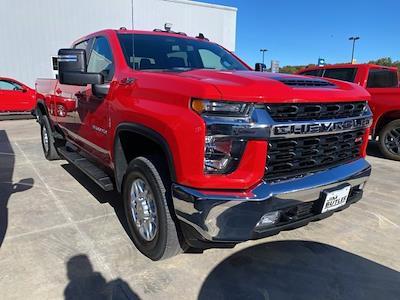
[{"left": 173, "top": 70, "right": 370, "bottom": 103}]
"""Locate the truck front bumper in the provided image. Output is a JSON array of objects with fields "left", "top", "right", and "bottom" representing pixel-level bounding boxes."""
[{"left": 172, "top": 158, "right": 371, "bottom": 248}]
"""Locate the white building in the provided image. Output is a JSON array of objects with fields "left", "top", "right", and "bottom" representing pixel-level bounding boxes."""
[{"left": 0, "top": 0, "right": 237, "bottom": 87}]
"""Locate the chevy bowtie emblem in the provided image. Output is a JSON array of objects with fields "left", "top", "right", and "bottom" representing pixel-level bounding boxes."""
[{"left": 354, "top": 136, "right": 363, "bottom": 143}]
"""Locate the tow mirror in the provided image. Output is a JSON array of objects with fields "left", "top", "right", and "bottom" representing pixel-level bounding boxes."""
[
  {"left": 58, "top": 48, "right": 103, "bottom": 86},
  {"left": 255, "top": 63, "right": 266, "bottom": 72}
]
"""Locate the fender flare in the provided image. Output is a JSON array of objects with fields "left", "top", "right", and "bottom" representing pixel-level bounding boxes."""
[
  {"left": 36, "top": 98, "right": 49, "bottom": 118},
  {"left": 36, "top": 98, "right": 58, "bottom": 132},
  {"left": 113, "top": 123, "right": 177, "bottom": 192}
]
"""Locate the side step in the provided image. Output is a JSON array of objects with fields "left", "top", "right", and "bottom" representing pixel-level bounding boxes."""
[{"left": 58, "top": 146, "right": 114, "bottom": 191}]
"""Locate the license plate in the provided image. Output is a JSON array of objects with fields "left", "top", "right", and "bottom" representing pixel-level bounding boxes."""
[{"left": 321, "top": 185, "right": 351, "bottom": 213}]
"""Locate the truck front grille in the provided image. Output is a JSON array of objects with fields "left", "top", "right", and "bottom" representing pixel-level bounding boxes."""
[
  {"left": 265, "top": 130, "right": 365, "bottom": 180},
  {"left": 266, "top": 102, "right": 367, "bottom": 122}
]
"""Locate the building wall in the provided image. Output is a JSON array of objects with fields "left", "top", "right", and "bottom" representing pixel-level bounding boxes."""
[{"left": 0, "top": 0, "right": 237, "bottom": 87}]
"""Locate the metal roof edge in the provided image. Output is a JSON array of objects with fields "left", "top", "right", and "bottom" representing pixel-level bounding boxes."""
[{"left": 161, "top": 0, "right": 237, "bottom": 12}]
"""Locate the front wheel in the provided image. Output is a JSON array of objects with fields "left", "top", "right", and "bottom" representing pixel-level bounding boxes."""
[
  {"left": 40, "top": 115, "right": 60, "bottom": 160},
  {"left": 123, "top": 156, "right": 183, "bottom": 260},
  {"left": 379, "top": 119, "right": 400, "bottom": 161}
]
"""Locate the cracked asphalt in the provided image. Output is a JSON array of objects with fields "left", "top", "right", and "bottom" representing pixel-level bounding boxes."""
[{"left": 0, "top": 119, "right": 399, "bottom": 300}]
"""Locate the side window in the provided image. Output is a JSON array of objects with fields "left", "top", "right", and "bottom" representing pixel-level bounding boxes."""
[
  {"left": 73, "top": 40, "right": 91, "bottom": 62},
  {"left": 87, "top": 37, "right": 114, "bottom": 81},
  {"left": 74, "top": 40, "right": 88, "bottom": 50},
  {"left": 0, "top": 80, "right": 22, "bottom": 91},
  {"left": 367, "top": 69, "right": 398, "bottom": 88}
]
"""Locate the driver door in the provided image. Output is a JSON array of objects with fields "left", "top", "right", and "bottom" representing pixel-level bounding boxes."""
[{"left": 75, "top": 36, "right": 114, "bottom": 165}]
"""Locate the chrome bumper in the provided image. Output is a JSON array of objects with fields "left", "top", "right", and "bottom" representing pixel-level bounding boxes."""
[{"left": 172, "top": 158, "right": 371, "bottom": 244}]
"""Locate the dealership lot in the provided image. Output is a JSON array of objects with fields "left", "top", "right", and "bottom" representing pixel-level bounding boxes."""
[{"left": 0, "top": 119, "right": 399, "bottom": 300}]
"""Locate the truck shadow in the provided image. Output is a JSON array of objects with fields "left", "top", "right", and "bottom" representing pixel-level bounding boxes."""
[
  {"left": 60, "top": 164, "right": 133, "bottom": 243},
  {"left": 64, "top": 254, "right": 140, "bottom": 300},
  {"left": 0, "top": 130, "right": 33, "bottom": 247},
  {"left": 198, "top": 240, "right": 400, "bottom": 300},
  {"left": 366, "top": 140, "right": 385, "bottom": 159}
]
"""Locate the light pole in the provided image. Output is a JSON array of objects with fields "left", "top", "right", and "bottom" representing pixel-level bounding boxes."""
[
  {"left": 260, "top": 49, "right": 268, "bottom": 65},
  {"left": 349, "top": 36, "right": 360, "bottom": 64}
]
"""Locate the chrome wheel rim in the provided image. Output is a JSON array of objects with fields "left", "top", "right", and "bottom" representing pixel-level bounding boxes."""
[
  {"left": 384, "top": 127, "right": 400, "bottom": 156},
  {"left": 57, "top": 105, "right": 66, "bottom": 117},
  {"left": 42, "top": 125, "right": 49, "bottom": 153},
  {"left": 130, "top": 178, "right": 158, "bottom": 241}
]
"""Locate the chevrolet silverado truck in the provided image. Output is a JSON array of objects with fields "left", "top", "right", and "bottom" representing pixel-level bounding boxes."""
[
  {"left": 298, "top": 64, "right": 400, "bottom": 160},
  {"left": 35, "top": 29, "right": 372, "bottom": 260}
]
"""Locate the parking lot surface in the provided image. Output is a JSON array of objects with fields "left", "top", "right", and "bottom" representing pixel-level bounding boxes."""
[{"left": 0, "top": 119, "right": 399, "bottom": 300}]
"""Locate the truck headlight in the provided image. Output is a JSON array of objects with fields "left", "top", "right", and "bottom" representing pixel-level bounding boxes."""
[
  {"left": 191, "top": 99, "right": 252, "bottom": 117},
  {"left": 192, "top": 99, "right": 253, "bottom": 174}
]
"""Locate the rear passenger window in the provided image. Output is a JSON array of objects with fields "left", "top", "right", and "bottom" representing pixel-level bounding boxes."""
[
  {"left": 322, "top": 68, "right": 357, "bottom": 82},
  {"left": 367, "top": 69, "right": 398, "bottom": 88}
]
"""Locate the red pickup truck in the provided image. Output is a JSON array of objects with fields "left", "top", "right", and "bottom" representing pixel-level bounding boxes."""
[
  {"left": 0, "top": 77, "right": 36, "bottom": 117},
  {"left": 35, "top": 29, "right": 372, "bottom": 260},
  {"left": 298, "top": 64, "right": 400, "bottom": 160}
]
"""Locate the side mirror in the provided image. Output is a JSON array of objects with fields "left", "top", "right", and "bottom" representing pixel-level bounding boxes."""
[
  {"left": 255, "top": 63, "right": 266, "bottom": 72},
  {"left": 58, "top": 48, "right": 103, "bottom": 86},
  {"left": 22, "top": 88, "right": 28, "bottom": 93}
]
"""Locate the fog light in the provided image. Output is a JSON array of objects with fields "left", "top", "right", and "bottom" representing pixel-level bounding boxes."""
[
  {"left": 256, "top": 211, "right": 281, "bottom": 228},
  {"left": 204, "top": 136, "right": 246, "bottom": 174}
]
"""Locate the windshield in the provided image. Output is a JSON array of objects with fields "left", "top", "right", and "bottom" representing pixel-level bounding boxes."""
[{"left": 118, "top": 33, "right": 248, "bottom": 72}]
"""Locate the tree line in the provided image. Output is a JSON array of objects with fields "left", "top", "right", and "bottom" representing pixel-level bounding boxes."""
[{"left": 278, "top": 57, "right": 400, "bottom": 74}]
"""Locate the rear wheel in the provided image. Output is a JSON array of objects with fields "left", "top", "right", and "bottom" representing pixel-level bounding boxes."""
[
  {"left": 379, "top": 119, "right": 400, "bottom": 161},
  {"left": 123, "top": 156, "right": 183, "bottom": 260},
  {"left": 40, "top": 115, "right": 60, "bottom": 160}
]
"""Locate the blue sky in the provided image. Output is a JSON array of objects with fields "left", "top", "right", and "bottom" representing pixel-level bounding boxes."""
[{"left": 201, "top": 0, "right": 399, "bottom": 67}]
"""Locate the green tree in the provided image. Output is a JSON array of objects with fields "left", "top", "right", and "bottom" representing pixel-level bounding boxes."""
[
  {"left": 368, "top": 57, "right": 400, "bottom": 69},
  {"left": 279, "top": 64, "right": 316, "bottom": 74}
]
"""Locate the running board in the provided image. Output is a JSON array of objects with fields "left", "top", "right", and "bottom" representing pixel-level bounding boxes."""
[{"left": 58, "top": 147, "right": 114, "bottom": 191}]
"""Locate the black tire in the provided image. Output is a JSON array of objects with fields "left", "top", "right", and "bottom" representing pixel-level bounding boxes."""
[
  {"left": 40, "top": 115, "right": 60, "bottom": 160},
  {"left": 122, "top": 156, "right": 183, "bottom": 260},
  {"left": 378, "top": 119, "right": 400, "bottom": 161}
]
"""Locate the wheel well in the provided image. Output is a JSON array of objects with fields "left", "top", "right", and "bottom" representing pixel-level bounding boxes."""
[
  {"left": 114, "top": 128, "right": 176, "bottom": 192},
  {"left": 375, "top": 110, "right": 400, "bottom": 138},
  {"left": 36, "top": 100, "right": 64, "bottom": 137}
]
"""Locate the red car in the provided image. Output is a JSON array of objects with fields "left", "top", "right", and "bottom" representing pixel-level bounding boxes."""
[
  {"left": 35, "top": 29, "right": 372, "bottom": 260},
  {"left": 297, "top": 64, "right": 400, "bottom": 160},
  {"left": 0, "top": 77, "right": 36, "bottom": 115}
]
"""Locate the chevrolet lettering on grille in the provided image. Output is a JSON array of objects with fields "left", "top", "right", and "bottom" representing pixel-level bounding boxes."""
[{"left": 271, "top": 117, "right": 372, "bottom": 138}]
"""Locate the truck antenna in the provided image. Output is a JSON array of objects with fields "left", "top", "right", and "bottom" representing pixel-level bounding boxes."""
[{"left": 131, "top": 0, "right": 136, "bottom": 69}]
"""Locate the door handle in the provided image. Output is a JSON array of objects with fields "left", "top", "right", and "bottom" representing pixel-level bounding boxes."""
[{"left": 120, "top": 77, "right": 135, "bottom": 85}]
